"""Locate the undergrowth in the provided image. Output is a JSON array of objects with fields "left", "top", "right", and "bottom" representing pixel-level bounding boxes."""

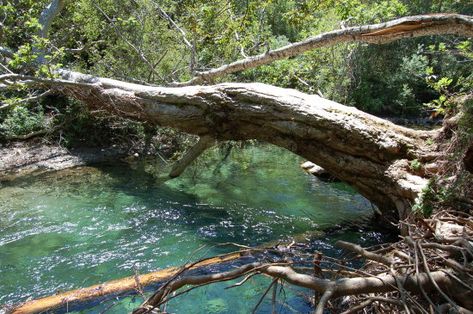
[{"left": 414, "top": 95, "right": 473, "bottom": 217}]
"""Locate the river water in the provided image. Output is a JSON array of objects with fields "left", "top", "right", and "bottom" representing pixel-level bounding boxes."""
[{"left": 0, "top": 144, "right": 384, "bottom": 313}]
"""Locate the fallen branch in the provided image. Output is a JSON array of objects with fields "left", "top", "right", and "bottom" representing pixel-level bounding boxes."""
[
  {"left": 6, "top": 252, "right": 242, "bottom": 314},
  {"left": 336, "top": 240, "right": 394, "bottom": 266},
  {"left": 168, "top": 135, "right": 216, "bottom": 178},
  {"left": 174, "top": 14, "right": 473, "bottom": 86}
]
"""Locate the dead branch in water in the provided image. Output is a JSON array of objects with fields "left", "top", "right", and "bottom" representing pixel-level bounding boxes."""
[
  {"left": 6, "top": 211, "right": 473, "bottom": 314},
  {"left": 132, "top": 211, "right": 473, "bottom": 314}
]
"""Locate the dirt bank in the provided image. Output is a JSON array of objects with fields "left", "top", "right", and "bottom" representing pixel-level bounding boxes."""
[{"left": 0, "top": 140, "right": 129, "bottom": 182}]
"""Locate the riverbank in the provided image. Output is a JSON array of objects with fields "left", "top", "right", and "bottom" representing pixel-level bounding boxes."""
[{"left": 0, "top": 140, "right": 131, "bottom": 182}]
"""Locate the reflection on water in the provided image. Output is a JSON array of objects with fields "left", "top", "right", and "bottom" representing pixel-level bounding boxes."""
[{"left": 0, "top": 144, "right": 376, "bottom": 313}]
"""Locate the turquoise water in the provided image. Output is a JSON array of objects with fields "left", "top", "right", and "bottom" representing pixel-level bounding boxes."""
[{"left": 0, "top": 144, "right": 375, "bottom": 313}]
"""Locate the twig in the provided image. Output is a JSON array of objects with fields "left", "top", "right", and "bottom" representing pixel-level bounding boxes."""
[
  {"left": 251, "top": 278, "right": 279, "bottom": 314},
  {"left": 225, "top": 272, "right": 259, "bottom": 289},
  {"left": 336, "top": 240, "right": 394, "bottom": 266},
  {"left": 418, "top": 241, "right": 460, "bottom": 311}
]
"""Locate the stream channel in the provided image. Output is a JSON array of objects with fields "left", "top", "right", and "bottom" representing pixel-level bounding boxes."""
[{"left": 0, "top": 144, "right": 390, "bottom": 313}]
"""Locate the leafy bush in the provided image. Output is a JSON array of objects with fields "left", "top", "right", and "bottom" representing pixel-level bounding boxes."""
[{"left": 0, "top": 105, "right": 45, "bottom": 139}]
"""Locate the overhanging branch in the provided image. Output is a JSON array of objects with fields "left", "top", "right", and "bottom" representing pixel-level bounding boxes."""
[{"left": 173, "top": 14, "right": 473, "bottom": 86}]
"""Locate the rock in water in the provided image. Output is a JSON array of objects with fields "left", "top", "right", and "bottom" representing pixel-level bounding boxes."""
[{"left": 300, "top": 161, "right": 340, "bottom": 182}]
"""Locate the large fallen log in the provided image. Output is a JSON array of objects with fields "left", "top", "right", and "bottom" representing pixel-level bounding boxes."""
[
  {"left": 0, "top": 72, "right": 438, "bottom": 218},
  {"left": 7, "top": 252, "right": 242, "bottom": 314}
]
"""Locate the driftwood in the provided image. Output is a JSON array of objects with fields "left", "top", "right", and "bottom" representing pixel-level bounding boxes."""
[
  {"left": 6, "top": 211, "right": 473, "bottom": 314},
  {"left": 7, "top": 252, "right": 242, "bottom": 314},
  {"left": 132, "top": 211, "right": 473, "bottom": 314}
]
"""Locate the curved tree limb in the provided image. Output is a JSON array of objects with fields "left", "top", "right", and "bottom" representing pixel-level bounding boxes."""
[
  {"left": 263, "top": 265, "right": 453, "bottom": 298},
  {"left": 174, "top": 14, "right": 473, "bottom": 86},
  {"left": 336, "top": 240, "right": 394, "bottom": 266},
  {"left": 38, "top": 0, "right": 65, "bottom": 39}
]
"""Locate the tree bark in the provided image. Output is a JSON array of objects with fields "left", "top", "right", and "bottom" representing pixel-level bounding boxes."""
[
  {"left": 175, "top": 14, "right": 473, "bottom": 86},
  {"left": 169, "top": 135, "right": 215, "bottom": 177},
  {"left": 7, "top": 252, "right": 242, "bottom": 314},
  {"left": 1, "top": 71, "right": 437, "bottom": 217}
]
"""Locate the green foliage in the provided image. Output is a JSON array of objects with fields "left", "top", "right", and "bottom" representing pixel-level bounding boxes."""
[
  {"left": 423, "top": 39, "right": 473, "bottom": 117},
  {"left": 50, "top": 97, "right": 147, "bottom": 148},
  {"left": 410, "top": 159, "right": 422, "bottom": 172},
  {"left": 333, "top": 0, "right": 408, "bottom": 23},
  {"left": 0, "top": 0, "right": 49, "bottom": 49},
  {"left": 412, "top": 180, "right": 446, "bottom": 217},
  {"left": 0, "top": 105, "right": 45, "bottom": 139}
]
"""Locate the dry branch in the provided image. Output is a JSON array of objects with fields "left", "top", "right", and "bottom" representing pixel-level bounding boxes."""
[
  {"left": 7, "top": 252, "right": 242, "bottom": 314},
  {"left": 336, "top": 240, "right": 394, "bottom": 266},
  {"left": 174, "top": 14, "right": 473, "bottom": 86}
]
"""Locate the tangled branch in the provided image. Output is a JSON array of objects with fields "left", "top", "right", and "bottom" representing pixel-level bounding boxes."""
[{"left": 132, "top": 210, "right": 473, "bottom": 314}]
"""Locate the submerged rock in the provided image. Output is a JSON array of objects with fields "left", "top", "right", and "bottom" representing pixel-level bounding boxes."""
[{"left": 300, "top": 161, "right": 340, "bottom": 182}]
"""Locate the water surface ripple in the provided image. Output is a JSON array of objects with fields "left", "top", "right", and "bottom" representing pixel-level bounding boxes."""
[{"left": 0, "top": 145, "right": 376, "bottom": 313}]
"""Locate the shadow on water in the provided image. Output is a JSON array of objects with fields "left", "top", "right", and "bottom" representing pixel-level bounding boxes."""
[{"left": 0, "top": 144, "right": 387, "bottom": 313}]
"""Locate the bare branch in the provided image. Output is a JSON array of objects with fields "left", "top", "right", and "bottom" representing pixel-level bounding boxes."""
[
  {"left": 336, "top": 240, "right": 394, "bottom": 266},
  {"left": 173, "top": 14, "right": 473, "bottom": 86},
  {"left": 262, "top": 265, "right": 454, "bottom": 298},
  {"left": 151, "top": 1, "right": 196, "bottom": 72},
  {"left": 38, "top": 0, "right": 65, "bottom": 39},
  {"left": 168, "top": 135, "right": 216, "bottom": 178},
  {"left": 94, "top": 4, "right": 166, "bottom": 83},
  {"left": 0, "top": 90, "right": 52, "bottom": 111}
]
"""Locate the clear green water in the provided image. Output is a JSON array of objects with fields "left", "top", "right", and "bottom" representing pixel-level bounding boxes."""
[{"left": 0, "top": 145, "right": 376, "bottom": 313}]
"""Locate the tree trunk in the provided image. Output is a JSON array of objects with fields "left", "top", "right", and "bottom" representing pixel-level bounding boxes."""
[{"left": 14, "top": 71, "right": 438, "bottom": 218}]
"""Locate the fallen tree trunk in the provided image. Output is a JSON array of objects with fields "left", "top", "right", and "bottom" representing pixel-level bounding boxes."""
[
  {"left": 1, "top": 71, "right": 438, "bottom": 217},
  {"left": 6, "top": 252, "right": 242, "bottom": 314}
]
